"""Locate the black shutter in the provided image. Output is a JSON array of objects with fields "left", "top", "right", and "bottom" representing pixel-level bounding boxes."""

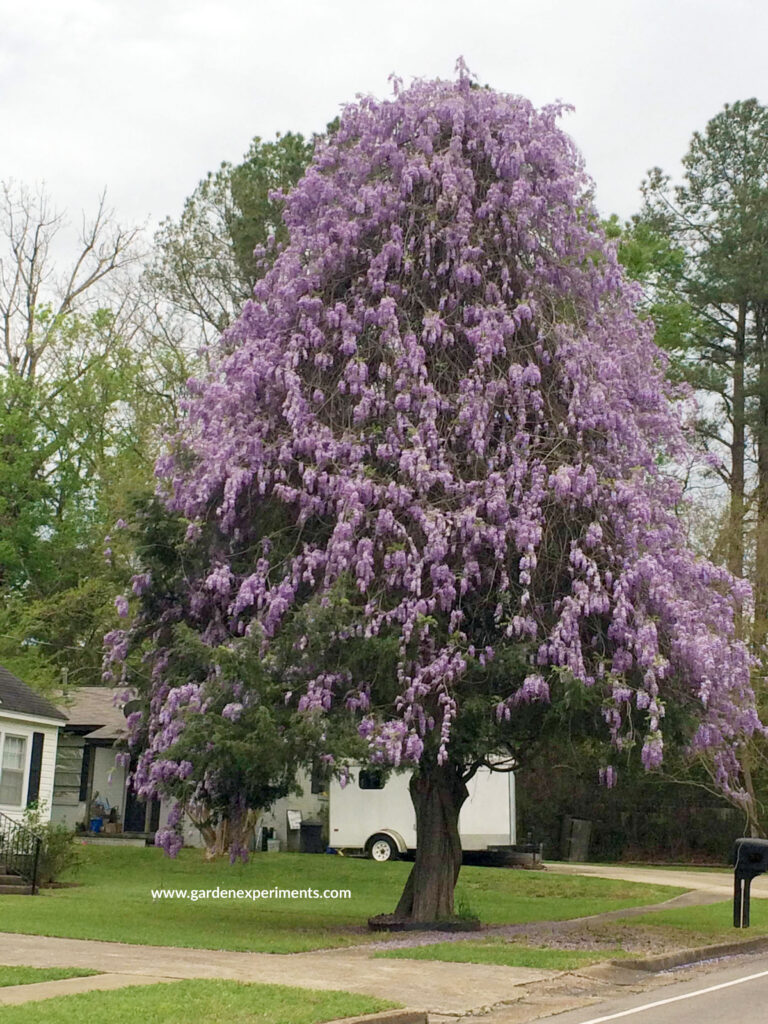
[
  {"left": 26, "top": 732, "right": 44, "bottom": 806},
  {"left": 78, "top": 744, "right": 92, "bottom": 802}
]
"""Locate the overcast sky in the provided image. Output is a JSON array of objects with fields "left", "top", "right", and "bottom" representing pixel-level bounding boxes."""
[{"left": 2, "top": 0, "right": 767, "bottom": 242}]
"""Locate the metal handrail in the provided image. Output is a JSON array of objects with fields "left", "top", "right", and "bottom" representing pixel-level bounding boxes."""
[{"left": 0, "top": 809, "right": 42, "bottom": 895}]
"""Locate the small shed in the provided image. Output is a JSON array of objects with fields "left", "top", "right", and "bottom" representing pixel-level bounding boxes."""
[{"left": 0, "top": 664, "right": 66, "bottom": 823}]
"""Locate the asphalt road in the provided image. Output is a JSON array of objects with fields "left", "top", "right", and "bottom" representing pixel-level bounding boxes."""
[{"left": 539, "top": 957, "right": 768, "bottom": 1024}]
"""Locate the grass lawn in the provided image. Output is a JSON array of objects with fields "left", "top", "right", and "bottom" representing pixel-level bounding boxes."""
[
  {"left": 0, "top": 967, "right": 100, "bottom": 987},
  {"left": 0, "top": 979, "right": 395, "bottom": 1024},
  {"left": 376, "top": 940, "right": 626, "bottom": 970},
  {"left": 614, "top": 899, "right": 768, "bottom": 945},
  {"left": 0, "top": 846, "right": 685, "bottom": 953}
]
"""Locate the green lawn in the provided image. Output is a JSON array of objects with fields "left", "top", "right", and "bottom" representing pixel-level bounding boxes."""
[
  {"left": 0, "top": 967, "right": 99, "bottom": 988},
  {"left": 0, "top": 979, "right": 395, "bottom": 1024},
  {"left": 376, "top": 940, "right": 626, "bottom": 970},
  {"left": 0, "top": 846, "right": 685, "bottom": 953},
  {"left": 615, "top": 899, "right": 768, "bottom": 943}
]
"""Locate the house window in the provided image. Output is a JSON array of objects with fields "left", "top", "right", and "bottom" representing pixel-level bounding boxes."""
[
  {"left": 310, "top": 761, "right": 329, "bottom": 795},
  {"left": 0, "top": 734, "right": 27, "bottom": 806},
  {"left": 359, "top": 769, "right": 384, "bottom": 790}
]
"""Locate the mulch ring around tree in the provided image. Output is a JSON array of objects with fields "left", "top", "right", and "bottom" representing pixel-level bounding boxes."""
[{"left": 368, "top": 914, "right": 482, "bottom": 932}]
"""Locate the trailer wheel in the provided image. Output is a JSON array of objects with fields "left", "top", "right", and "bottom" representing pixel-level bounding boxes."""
[{"left": 367, "top": 834, "right": 398, "bottom": 862}]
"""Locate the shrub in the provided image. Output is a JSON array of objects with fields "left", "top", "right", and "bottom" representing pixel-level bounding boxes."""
[{"left": 21, "top": 803, "right": 82, "bottom": 884}]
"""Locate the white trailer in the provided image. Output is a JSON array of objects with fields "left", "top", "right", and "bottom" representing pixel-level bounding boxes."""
[{"left": 328, "top": 765, "right": 516, "bottom": 861}]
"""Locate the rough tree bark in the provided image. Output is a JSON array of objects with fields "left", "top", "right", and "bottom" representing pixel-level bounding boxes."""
[
  {"left": 393, "top": 760, "right": 469, "bottom": 922},
  {"left": 728, "top": 301, "right": 747, "bottom": 639},
  {"left": 740, "top": 753, "right": 766, "bottom": 838},
  {"left": 188, "top": 810, "right": 258, "bottom": 860},
  {"left": 729, "top": 302, "right": 746, "bottom": 582}
]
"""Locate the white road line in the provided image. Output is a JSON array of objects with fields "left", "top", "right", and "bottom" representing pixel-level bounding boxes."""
[{"left": 575, "top": 967, "right": 768, "bottom": 1024}]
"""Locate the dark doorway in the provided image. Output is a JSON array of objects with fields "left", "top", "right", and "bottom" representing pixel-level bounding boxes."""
[{"left": 124, "top": 786, "right": 160, "bottom": 833}]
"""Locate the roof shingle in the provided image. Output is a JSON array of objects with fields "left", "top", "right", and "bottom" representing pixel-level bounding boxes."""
[
  {"left": 0, "top": 665, "right": 68, "bottom": 722},
  {"left": 56, "top": 686, "right": 133, "bottom": 736}
]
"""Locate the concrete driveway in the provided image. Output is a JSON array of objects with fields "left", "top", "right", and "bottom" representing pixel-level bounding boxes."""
[{"left": 545, "top": 861, "right": 763, "bottom": 900}]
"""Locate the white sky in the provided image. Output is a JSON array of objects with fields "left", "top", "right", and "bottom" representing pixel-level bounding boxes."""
[{"left": 2, "top": 0, "right": 767, "bottom": 239}]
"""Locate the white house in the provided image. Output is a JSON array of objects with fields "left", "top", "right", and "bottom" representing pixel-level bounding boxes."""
[
  {"left": 0, "top": 664, "right": 66, "bottom": 823},
  {"left": 51, "top": 686, "right": 142, "bottom": 832},
  {"left": 51, "top": 686, "right": 201, "bottom": 846}
]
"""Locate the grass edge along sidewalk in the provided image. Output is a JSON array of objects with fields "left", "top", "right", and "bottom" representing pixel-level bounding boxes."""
[
  {"left": 371, "top": 896, "right": 768, "bottom": 972},
  {"left": 0, "top": 846, "right": 686, "bottom": 953},
  {"left": 0, "top": 967, "right": 100, "bottom": 988},
  {"left": 0, "top": 978, "right": 401, "bottom": 1024}
]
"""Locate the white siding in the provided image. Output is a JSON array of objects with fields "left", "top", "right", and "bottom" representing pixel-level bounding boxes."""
[
  {"left": 0, "top": 713, "right": 60, "bottom": 823},
  {"left": 156, "top": 800, "right": 205, "bottom": 848},
  {"left": 261, "top": 769, "right": 327, "bottom": 850}
]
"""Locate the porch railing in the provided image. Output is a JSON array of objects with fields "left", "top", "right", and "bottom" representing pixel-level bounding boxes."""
[{"left": 0, "top": 810, "right": 41, "bottom": 894}]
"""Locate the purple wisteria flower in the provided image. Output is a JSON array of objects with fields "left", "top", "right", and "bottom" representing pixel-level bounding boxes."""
[{"left": 109, "top": 64, "right": 763, "bottom": 831}]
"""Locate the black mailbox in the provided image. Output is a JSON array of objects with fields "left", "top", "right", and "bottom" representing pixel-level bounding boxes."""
[{"left": 733, "top": 837, "right": 768, "bottom": 927}]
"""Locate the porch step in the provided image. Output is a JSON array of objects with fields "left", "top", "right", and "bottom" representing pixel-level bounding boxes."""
[
  {"left": 0, "top": 884, "right": 32, "bottom": 895},
  {"left": 0, "top": 867, "right": 33, "bottom": 893}
]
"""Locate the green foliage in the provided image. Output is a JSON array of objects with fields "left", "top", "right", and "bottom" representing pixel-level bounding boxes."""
[
  {"left": 0, "top": 182, "right": 196, "bottom": 691},
  {"left": 0, "top": 323, "right": 161, "bottom": 685},
  {"left": 153, "top": 625, "right": 316, "bottom": 822},
  {"left": 118, "top": 499, "right": 346, "bottom": 842},
  {"left": 149, "top": 132, "right": 315, "bottom": 336},
  {"left": 605, "top": 214, "right": 702, "bottom": 366},
  {"left": 21, "top": 803, "right": 82, "bottom": 884},
  {"left": 515, "top": 740, "right": 744, "bottom": 864},
  {"left": 636, "top": 100, "right": 768, "bottom": 490}
]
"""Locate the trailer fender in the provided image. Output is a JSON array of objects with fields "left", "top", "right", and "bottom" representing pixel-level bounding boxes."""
[{"left": 365, "top": 829, "right": 407, "bottom": 861}]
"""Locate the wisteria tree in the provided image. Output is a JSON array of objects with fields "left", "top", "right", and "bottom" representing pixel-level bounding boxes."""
[{"left": 109, "top": 66, "right": 762, "bottom": 922}]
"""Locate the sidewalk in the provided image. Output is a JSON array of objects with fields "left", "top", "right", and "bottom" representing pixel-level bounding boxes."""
[
  {"left": 0, "top": 931, "right": 554, "bottom": 1015},
  {"left": 1, "top": 924, "right": 758, "bottom": 1024}
]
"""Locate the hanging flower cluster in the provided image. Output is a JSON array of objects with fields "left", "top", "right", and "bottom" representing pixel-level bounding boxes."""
[{"left": 115, "top": 64, "right": 761, "bottom": 807}]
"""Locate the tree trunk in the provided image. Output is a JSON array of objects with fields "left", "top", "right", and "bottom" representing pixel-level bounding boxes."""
[
  {"left": 755, "top": 304, "right": 768, "bottom": 649},
  {"left": 189, "top": 812, "right": 257, "bottom": 860},
  {"left": 741, "top": 752, "right": 765, "bottom": 838},
  {"left": 728, "top": 300, "right": 746, "bottom": 595},
  {"left": 393, "top": 760, "right": 469, "bottom": 922}
]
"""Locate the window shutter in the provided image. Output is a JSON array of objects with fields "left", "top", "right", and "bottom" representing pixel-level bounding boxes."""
[
  {"left": 78, "top": 744, "right": 92, "bottom": 802},
  {"left": 26, "top": 732, "right": 45, "bottom": 806}
]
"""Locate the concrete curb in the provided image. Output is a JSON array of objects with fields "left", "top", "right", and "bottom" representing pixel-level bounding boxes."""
[
  {"left": 615, "top": 935, "right": 768, "bottom": 972},
  {"left": 327, "top": 1012, "right": 426, "bottom": 1024}
]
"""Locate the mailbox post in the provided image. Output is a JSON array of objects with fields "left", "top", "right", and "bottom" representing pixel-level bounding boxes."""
[{"left": 733, "top": 837, "right": 768, "bottom": 927}]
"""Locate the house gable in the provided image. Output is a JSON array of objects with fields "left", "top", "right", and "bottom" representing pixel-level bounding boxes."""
[{"left": 0, "top": 665, "right": 67, "bottom": 724}]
